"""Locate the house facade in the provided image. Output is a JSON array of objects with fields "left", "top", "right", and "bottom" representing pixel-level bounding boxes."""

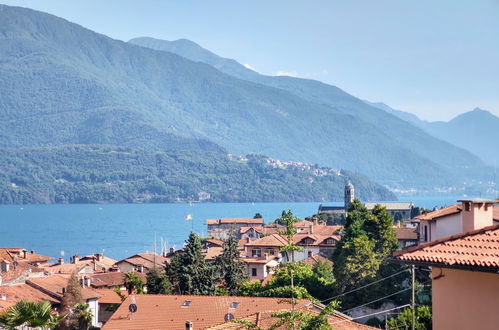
[{"left": 206, "top": 218, "right": 264, "bottom": 240}]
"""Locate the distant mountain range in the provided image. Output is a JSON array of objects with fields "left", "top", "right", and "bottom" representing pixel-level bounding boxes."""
[
  {"left": 0, "top": 5, "right": 493, "bottom": 204},
  {"left": 365, "top": 102, "right": 499, "bottom": 166}
]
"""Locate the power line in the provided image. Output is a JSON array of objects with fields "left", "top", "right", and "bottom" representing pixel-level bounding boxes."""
[
  {"left": 321, "top": 268, "right": 409, "bottom": 303},
  {"left": 341, "top": 288, "right": 411, "bottom": 314},
  {"left": 330, "top": 304, "right": 411, "bottom": 326}
]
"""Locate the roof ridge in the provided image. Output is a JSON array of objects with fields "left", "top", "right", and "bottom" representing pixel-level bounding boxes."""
[{"left": 393, "top": 223, "right": 499, "bottom": 257}]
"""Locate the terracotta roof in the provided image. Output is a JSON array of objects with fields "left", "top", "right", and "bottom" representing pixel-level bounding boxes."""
[
  {"left": 203, "top": 239, "right": 225, "bottom": 247},
  {"left": 415, "top": 204, "right": 461, "bottom": 221},
  {"left": 241, "top": 256, "right": 279, "bottom": 265},
  {"left": 293, "top": 220, "right": 313, "bottom": 228},
  {"left": 394, "top": 227, "right": 419, "bottom": 240},
  {"left": 240, "top": 226, "right": 266, "bottom": 234},
  {"left": 117, "top": 253, "right": 170, "bottom": 270},
  {"left": 206, "top": 218, "right": 264, "bottom": 225},
  {"left": 207, "top": 309, "right": 376, "bottom": 329},
  {"left": 88, "top": 272, "right": 146, "bottom": 288},
  {"left": 0, "top": 283, "right": 59, "bottom": 311},
  {"left": 79, "top": 254, "right": 117, "bottom": 268},
  {"left": 204, "top": 247, "right": 224, "bottom": 261},
  {"left": 102, "top": 294, "right": 312, "bottom": 330},
  {"left": 42, "top": 263, "right": 90, "bottom": 275},
  {"left": 94, "top": 288, "right": 126, "bottom": 304},
  {"left": 302, "top": 254, "right": 333, "bottom": 266},
  {"left": 0, "top": 248, "right": 53, "bottom": 264},
  {"left": 0, "top": 261, "right": 45, "bottom": 284},
  {"left": 244, "top": 234, "right": 288, "bottom": 247},
  {"left": 392, "top": 224, "right": 499, "bottom": 271},
  {"left": 293, "top": 233, "right": 340, "bottom": 246},
  {"left": 26, "top": 275, "right": 101, "bottom": 300}
]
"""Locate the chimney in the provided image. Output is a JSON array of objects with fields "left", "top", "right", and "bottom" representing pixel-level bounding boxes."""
[
  {"left": 58, "top": 257, "right": 64, "bottom": 265},
  {"left": 169, "top": 247, "right": 175, "bottom": 254},
  {"left": 72, "top": 255, "right": 80, "bottom": 264},
  {"left": 185, "top": 321, "right": 193, "bottom": 330},
  {"left": 138, "top": 264, "right": 144, "bottom": 273},
  {"left": 21, "top": 250, "right": 27, "bottom": 259},
  {"left": 95, "top": 253, "right": 103, "bottom": 262},
  {"left": 0, "top": 261, "right": 9, "bottom": 273},
  {"left": 459, "top": 199, "right": 494, "bottom": 233}
]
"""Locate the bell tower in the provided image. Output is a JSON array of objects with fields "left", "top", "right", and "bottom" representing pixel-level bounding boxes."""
[{"left": 344, "top": 182, "right": 355, "bottom": 212}]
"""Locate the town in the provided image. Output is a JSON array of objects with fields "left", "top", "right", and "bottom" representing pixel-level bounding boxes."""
[{"left": 1, "top": 183, "right": 498, "bottom": 329}]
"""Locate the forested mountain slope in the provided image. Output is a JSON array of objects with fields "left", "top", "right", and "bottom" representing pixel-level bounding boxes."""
[{"left": 0, "top": 5, "right": 485, "bottom": 192}]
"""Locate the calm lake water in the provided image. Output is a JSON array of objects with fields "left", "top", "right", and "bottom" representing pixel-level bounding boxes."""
[{"left": 0, "top": 196, "right": 485, "bottom": 261}]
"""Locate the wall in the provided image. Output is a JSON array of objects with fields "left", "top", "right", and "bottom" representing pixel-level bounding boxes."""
[
  {"left": 87, "top": 298, "right": 99, "bottom": 327},
  {"left": 434, "top": 214, "right": 461, "bottom": 240},
  {"left": 432, "top": 267, "right": 499, "bottom": 330},
  {"left": 246, "top": 263, "right": 267, "bottom": 281},
  {"left": 116, "top": 261, "right": 136, "bottom": 273}
]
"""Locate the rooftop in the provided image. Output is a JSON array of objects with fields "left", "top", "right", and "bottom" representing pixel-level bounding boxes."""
[
  {"left": 206, "top": 218, "right": 264, "bottom": 225},
  {"left": 394, "top": 227, "right": 419, "bottom": 240},
  {"left": 415, "top": 204, "right": 461, "bottom": 221},
  {"left": 88, "top": 272, "right": 146, "bottom": 288},
  {"left": 0, "top": 283, "right": 59, "bottom": 311},
  {"left": 26, "top": 275, "right": 101, "bottom": 300},
  {"left": 392, "top": 224, "right": 499, "bottom": 272},
  {"left": 102, "top": 294, "right": 311, "bottom": 330}
]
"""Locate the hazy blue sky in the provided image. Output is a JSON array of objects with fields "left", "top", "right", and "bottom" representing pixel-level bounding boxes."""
[{"left": 3, "top": 0, "right": 499, "bottom": 120}]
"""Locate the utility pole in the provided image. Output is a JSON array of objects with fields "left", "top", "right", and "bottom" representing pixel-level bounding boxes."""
[
  {"left": 411, "top": 264, "right": 416, "bottom": 330},
  {"left": 291, "top": 269, "right": 295, "bottom": 330}
]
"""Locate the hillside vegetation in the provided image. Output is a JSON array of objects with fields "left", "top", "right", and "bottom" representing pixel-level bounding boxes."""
[{"left": 0, "top": 146, "right": 395, "bottom": 204}]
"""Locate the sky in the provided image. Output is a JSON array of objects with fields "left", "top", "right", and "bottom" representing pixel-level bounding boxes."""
[{"left": 2, "top": 0, "right": 499, "bottom": 121}]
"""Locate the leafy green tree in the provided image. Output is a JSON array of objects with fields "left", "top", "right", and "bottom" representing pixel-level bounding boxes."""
[
  {"left": 146, "top": 267, "right": 172, "bottom": 294},
  {"left": 0, "top": 300, "right": 63, "bottom": 330},
  {"left": 123, "top": 272, "right": 145, "bottom": 294},
  {"left": 387, "top": 306, "right": 432, "bottom": 330},
  {"left": 215, "top": 234, "right": 247, "bottom": 295},
  {"left": 166, "top": 231, "right": 218, "bottom": 295},
  {"left": 253, "top": 213, "right": 263, "bottom": 219}
]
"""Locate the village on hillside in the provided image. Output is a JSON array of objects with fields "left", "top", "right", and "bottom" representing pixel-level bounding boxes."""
[{"left": 1, "top": 183, "right": 498, "bottom": 329}]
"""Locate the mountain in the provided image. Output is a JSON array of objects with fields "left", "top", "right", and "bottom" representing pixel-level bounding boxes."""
[
  {"left": 366, "top": 101, "right": 499, "bottom": 166},
  {"left": 0, "top": 145, "right": 395, "bottom": 204},
  {"left": 0, "top": 5, "right": 486, "bottom": 195},
  {"left": 128, "top": 37, "right": 487, "bottom": 188}
]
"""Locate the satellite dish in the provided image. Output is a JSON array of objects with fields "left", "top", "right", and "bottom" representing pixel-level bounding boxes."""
[
  {"left": 224, "top": 313, "right": 234, "bottom": 322},
  {"left": 129, "top": 304, "right": 138, "bottom": 313}
]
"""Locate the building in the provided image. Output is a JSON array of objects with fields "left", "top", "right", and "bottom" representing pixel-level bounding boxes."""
[
  {"left": 393, "top": 226, "right": 419, "bottom": 249},
  {"left": 206, "top": 218, "right": 264, "bottom": 240},
  {"left": 0, "top": 248, "right": 53, "bottom": 285},
  {"left": 25, "top": 275, "right": 102, "bottom": 328},
  {"left": 115, "top": 252, "right": 170, "bottom": 273},
  {"left": 416, "top": 199, "right": 497, "bottom": 243},
  {"left": 318, "top": 183, "right": 413, "bottom": 221},
  {"left": 392, "top": 224, "right": 499, "bottom": 330},
  {"left": 102, "top": 294, "right": 374, "bottom": 330}
]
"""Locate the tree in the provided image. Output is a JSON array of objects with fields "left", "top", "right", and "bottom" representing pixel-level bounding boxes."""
[
  {"left": 253, "top": 213, "right": 263, "bottom": 219},
  {"left": 123, "top": 272, "right": 145, "bottom": 294},
  {"left": 215, "top": 234, "right": 248, "bottom": 295},
  {"left": 74, "top": 303, "right": 93, "bottom": 330},
  {"left": 0, "top": 300, "right": 63, "bottom": 330},
  {"left": 277, "top": 210, "right": 303, "bottom": 262},
  {"left": 387, "top": 306, "right": 432, "bottom": 330},
  {"left": 333, "top": 200, "right": 401, "bottom": 309},
  {"left": 166, "top": 231, "right": 218, "bottom": 295},
  {"left": 146, "top": 267, "right": 172, "bottom": 294},
  {"left": 59, "top": 271, "right": 83, "bottom": 329}
]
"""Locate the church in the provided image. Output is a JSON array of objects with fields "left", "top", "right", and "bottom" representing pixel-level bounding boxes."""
[{"left": 318, "top": 182, "right": 413, "bottom": 221}]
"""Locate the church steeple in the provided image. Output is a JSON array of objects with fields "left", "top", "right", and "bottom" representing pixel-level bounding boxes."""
[{"left": 344, "top": 181, "right": 355, "bottom": 212}]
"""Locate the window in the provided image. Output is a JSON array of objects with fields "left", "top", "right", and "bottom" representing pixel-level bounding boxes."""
[
  {"left": 265, "top": 248, "right": 275, "bottom": 255},
  {"left": 424, "top": 226, "right": 428, "bottom": 242},
  {"left": 230, "top": 302, "right": 240, "bottom": 309},
  {"left": 465, "top": 202, "right": 470, "bottom": 211},
  {"left": 308, "top": 251, "right": 312, "bottom": 257},
  {"left": 182, "top": 300, "right": 192, "bottom": 307},
  {"left": 252, "top": 249, "right": 262, "bottom": 258},
  {"left": 251, "top": 268, "right": 257, "bottom": 277}
]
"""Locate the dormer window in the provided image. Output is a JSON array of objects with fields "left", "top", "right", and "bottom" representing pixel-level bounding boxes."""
[
  {"left": 182, "top": 300, "right": 192, "bottom": 307},
  {"left": 230, "top": 302, "right": 240, "bottom": 309}
]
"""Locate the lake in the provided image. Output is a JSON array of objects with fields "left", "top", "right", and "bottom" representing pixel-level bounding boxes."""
[{"left": 0, "top": 196, "right": 483, "bottom": 261}]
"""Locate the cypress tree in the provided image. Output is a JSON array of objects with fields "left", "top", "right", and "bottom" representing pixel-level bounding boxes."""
[
  {"left": 59, "top": 271, "right": 84, "bottom": 329},
  {"left": 146, "top": 267, "right": 172, "bottom": 294}
]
